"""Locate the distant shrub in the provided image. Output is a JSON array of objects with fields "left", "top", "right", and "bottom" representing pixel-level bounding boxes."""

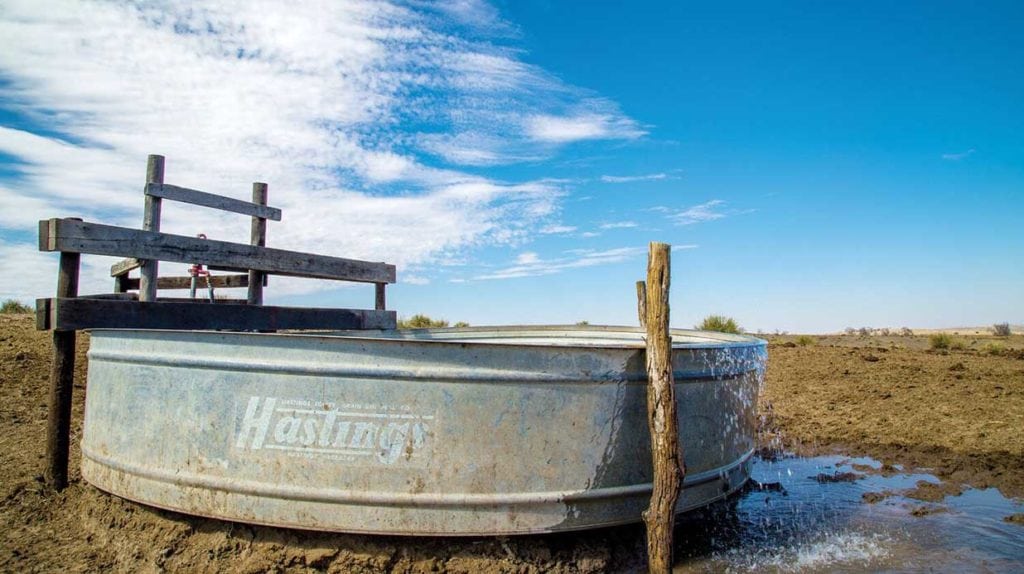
[
  {"left": 795, "top": 335, "right": 815, "bottom": 346},
  {"left": 453, "top": 321, "right": 470, "bottom": 328},
  {"left": 950, "top": 339, "right": 966, "bottom": 351},
  {"left": 982, "top": 343, "right": 1005, "bottom": 356},
  {"left": 857, "top": 327, "right": 872, "bottom": 337},
  {"left": 844, "top": 327, "right": 856, "bottom": 336},
  {"left": 993, "top": 323, "right": 1011, "bottom": 337},
  {"left": 929, "top": 333, "right": 954, "bottom": 350},
  {"left": 575, "top": 320, "right": 590, "bottom": 326},
  {"left": 398, "top": 314, "right": 449, "bottom": 329},
  {"left": 899, "top": 327, "right": 914, "bottom": 337},
  {"left": 697, "top": 315, "right": 742, "bottom": 334},
  {"left": 0, "top": 299, "right": 32, "bottom": 314},
  {"left": 878, "top": 328, "right": 891, "bottom": 337}
]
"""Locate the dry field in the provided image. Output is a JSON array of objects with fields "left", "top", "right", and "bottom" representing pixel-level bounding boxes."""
[
  {"left": 2, "top": 313, "right": 1022, "bottom": 572},
  {"left": 763, "top": 333, "right": 1024, "bottom": 498}
]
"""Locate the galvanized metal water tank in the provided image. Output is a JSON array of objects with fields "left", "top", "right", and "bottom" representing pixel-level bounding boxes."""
[{"left": 81, "top": 326, "right": 766, "bottom": 535}]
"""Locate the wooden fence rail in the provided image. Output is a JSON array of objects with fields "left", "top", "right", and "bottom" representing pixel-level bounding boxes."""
[
  {"left": 40, "top": 218, "right": 396, "bottom": 284},
  {"left": 36, "top": 154, "right": 398, "bottom": 490},
  {"left": 145, "top": 183, "right": 282, "bottom": 221},
  {"left": 37, "top": 298, "right": 394, "bottom": 332}
]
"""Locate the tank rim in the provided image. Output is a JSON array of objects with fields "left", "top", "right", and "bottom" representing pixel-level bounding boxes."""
[{"left": 89, "top": 324, "right": 767, "bottom": 351}]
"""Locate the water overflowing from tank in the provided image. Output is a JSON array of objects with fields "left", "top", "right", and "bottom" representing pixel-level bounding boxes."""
[
  {"left": 672, "top": 340, "right": 1024, "bottom": 572},
  {"left": 672, "top": 453, "right": 1024, "bottom": 572}
]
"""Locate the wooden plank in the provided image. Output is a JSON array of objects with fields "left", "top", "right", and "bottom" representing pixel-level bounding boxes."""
[
  {"left": 38, "top": 219, "right": 54, "bottom": 251},
  {"left": 120, "top": 274, "right": 251, "bottom": 290},
  {"left": 157, "top": 297, "right": 248, "bottom": 304},
  {"left": 146, "top": 183, "right": 282, "bottom": 221},
  {"left": 636, "top": 280, "right": 647, "bottom": 330},
  {"left": 248, "top": 182, "right": 269, "bottom": 305},
  {"left": 42, "top": 298, "right": 396, "bottom": 331},
  {"left": 45, "top": 251, "right": 80, "bottom": 491},
  {"left": 42, "top": 218, "right": 397, "bottom": 284},
  {"left": 110, "top": 257, "right": 141, "bottom": 277},
  {"left": 114, "top": 273, "right": 130, "bottom": 293},
  {"left": 640, "top": 242, "right": 683, "bottom": 574},
  {"left": 73, "top": 293, "right": 249, "bottom": 304},
  {"left": 208, "top": 264, "right": 248, "bottom": 273},
  {"left": 35, "top": 298, "right": 51, "bottom": 330},
  {"left": 375, "top": 282, "right": 386, "bottom": 311},
  {"left": 79, "top": 293, "right": 138, "bottom": 301},
  {"left": 140, "top": 155, "right": 164, "bottom": 301}
]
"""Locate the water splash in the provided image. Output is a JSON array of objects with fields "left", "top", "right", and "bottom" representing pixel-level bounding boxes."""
[
  {"left": 721, "top": 531, "right": 892, "bottom": 573},
  {"left": 674, "top": 453, "right": 1024, "bottom": 572}
]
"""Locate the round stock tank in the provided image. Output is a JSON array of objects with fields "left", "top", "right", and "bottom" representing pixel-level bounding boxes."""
[{"left": 80, "top": 326, "right": 767, "bottom": 535}]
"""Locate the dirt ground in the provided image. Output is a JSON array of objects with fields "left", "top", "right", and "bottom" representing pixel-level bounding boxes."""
[
  {"left": 2, "top": 314, "right": 1022, "bottom": 572},
  {"left": 762, "top": 333, "right": 1024, "bottom": 499}
]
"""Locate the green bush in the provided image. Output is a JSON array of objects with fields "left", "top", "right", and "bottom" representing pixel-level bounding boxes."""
[
  {"left": 398, "top": 314, "right": 449, "bottom": 329},
  {"left": 795, "top": 335, "right": 816, "bottom": 346},
  {"left": 1, "top": 299, "right": 32, "bottom": 314},
  {"left": 697, "top": 315, "right": 742, "bottom": 334},
  {"left": 982, "top": 342, "right": 1005, "bottom": 356},
  {"left": 453, "top": 321, "right": 470, "bottom": 328},
  {"left": 929, "top": 333, "right": 954, "bottom": 350}
]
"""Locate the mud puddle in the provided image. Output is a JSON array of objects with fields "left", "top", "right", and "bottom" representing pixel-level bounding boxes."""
[{"left": 672, "top": 454, "right": 1024, "bottom": 573}]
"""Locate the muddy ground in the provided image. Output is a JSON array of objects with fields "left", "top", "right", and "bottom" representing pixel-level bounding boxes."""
[
  {"left": 763, "top": 333, "right": 1024, "bottom": 499},
  {"left": 2, "top": 314, "right": 1022, "bottom": 572}
]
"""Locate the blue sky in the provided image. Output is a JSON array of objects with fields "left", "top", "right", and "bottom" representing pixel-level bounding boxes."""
[{"left": 1, "top": 1, "right": 1021, "bottom": 332}]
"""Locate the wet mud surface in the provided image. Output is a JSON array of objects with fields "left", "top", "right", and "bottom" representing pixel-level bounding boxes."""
[
  {"left": 761, "top": 335, "right": 1024, "bottom": 499},
  {"left": 2, "top": 315, "right": 1022, "bottom": 572}
]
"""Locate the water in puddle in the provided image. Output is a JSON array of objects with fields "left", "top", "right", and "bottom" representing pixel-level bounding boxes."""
[{"left": 673, "top": 453, "right": 1024, "bottom": 573}]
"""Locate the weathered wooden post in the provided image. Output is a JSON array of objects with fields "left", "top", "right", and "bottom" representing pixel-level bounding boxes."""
[
  {"left": 375, "top": 283, "right": 387, "bottom": 311},
  {"left": 248, "top": 182, "right": 268, "bottom": 306},
  {"left": 639, "top": 242, "right": 684, "bottom": 574},
  {"left": 636, "top": 280, "right": 647, "bottom": 330},
  {"left": 139, "top": 154, "right": 165, "bottom": 302},
  {"left": 44, "top": 231, "right": 81, "bottom": 490}
]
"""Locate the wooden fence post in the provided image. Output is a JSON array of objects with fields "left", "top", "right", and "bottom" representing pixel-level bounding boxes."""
[
  {"left": 45, "top": 245, "right": 80, "bottom": 490},
  {"left": 375, "top": 283, "right": 386, "bottom": 311},
  {"left": 640, "top": 242, "right": 684, "bottom": 574},
  {"left": 139, "top": 155, "right": 164, "bottom": 302},
  {"left": 636, "top": 280, "right": 647, "bottom": 329},
  {"left": 248, "top": 182, "right": 268, "bottom": 306}
]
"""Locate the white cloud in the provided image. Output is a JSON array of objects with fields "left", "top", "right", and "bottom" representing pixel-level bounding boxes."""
[
  {"left": 600, "top": 173, "right": 667, "bottom": 183},
  {"left": 580, "top": 231, "right": 600, "bottom": 238},
  {"left": 941, "top": 148, "right": 975, "bottom": 161},
  {"left": 0, "top": 0, "right": 641, "bottom": 299},
  {"left": 476, "top": 247, "right": 647, "bottom": 280},
  {"left": 524, "top": 101, "right": 645, "bottom": 144},
  {"left": 599, "top": 221, "right": 638, "bottom": 230},
  {"left": 515, "top": 251, "right": 540, "bottom": 264},
  {"left": 539, "top": 224, "right": 577, "bottom": 234},
  {"left": 668, "top": 199, "right": 727, "bottom": 226}
]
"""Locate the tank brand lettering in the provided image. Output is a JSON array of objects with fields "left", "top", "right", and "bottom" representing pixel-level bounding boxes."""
[{"left": 235, "top": 396, "right": 432, "bottom": 464}]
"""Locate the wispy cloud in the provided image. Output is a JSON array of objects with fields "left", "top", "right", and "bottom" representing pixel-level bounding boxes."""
[
  {"left": 941, "top": 148, "right": 975, "bottom": 161},
  {"left": 475, "top": 247, "right": 649, "bottom": 280},
  {"left": 600, "top": 173, "right": 668, "bottom": 183},
  {"left": 0, "top": 0, "right": 642, "bottom": 299},
  {"left": 667, "top": 199, "right": 727, "bottom": 226},
  {"left": 599, "top": 221, "right": 638, "bottom": 229},
  {"left": 515, "top": 251, "right": 540, "bottom": 264},
  {"left": 539, "top": 224, "right": 577, "bottom": 234},
  {"left": 524, "top": 102, "right": 646, "bottom": 144}
]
